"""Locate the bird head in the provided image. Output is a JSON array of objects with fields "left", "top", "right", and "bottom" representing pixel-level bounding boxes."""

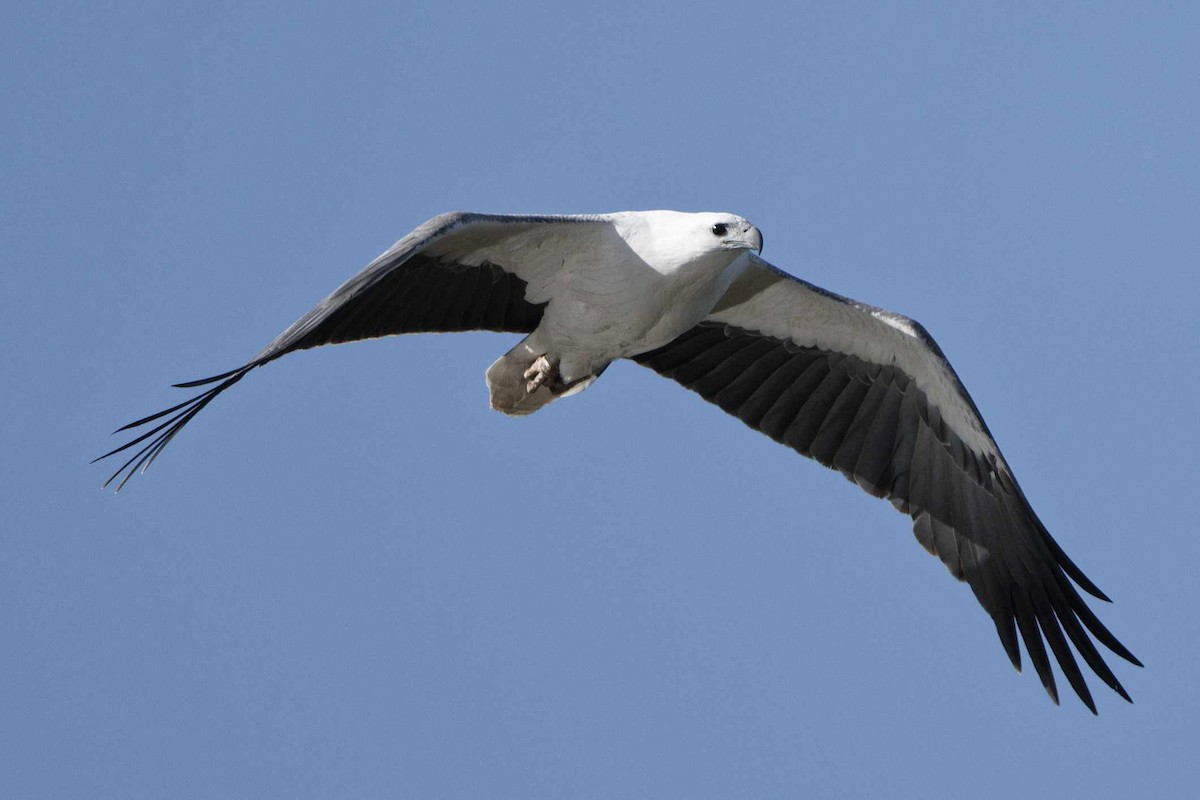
[
  {"left": 615, "top": 211, "right": 763, "bottom": 275},
  {"left": 703, "top": 213, "right": 764, "bottom": 255}
]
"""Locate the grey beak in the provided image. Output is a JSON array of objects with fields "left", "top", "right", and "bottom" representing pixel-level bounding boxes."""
[{"left": 746, "top": 225, "right": 763, "bottom": 254}]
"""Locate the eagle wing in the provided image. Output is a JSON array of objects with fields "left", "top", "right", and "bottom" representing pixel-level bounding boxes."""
[{"left": 633, "top": 255, "right": 1140, "bottom": 711}]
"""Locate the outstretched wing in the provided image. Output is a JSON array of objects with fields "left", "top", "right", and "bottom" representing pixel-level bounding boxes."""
[
  {"left": 632, "top": 255, "right": 1140, "bottom": 712},
  {"left": 95, "top": 212, "right": 610, "bottom": 489}
]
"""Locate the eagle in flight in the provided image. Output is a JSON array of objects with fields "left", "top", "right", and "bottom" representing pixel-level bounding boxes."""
[{"left": 97, "top": 210, "right": 1139, "bottom": 712}]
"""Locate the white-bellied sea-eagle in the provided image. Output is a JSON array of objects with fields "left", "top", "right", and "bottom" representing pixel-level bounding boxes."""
[{"left": 96, "top": 210, "right": 1139, "bottom": 712}]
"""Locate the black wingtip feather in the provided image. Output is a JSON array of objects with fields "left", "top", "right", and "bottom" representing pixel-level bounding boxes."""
[
  {"left": 1046, "top": 531, "right": 1112, "bottom": 603},
  {"left": 1001, "top": 472, "right": 1114, "bottom": 604},
  {"left": 1029, "top": 593, "right": 1097, "bottom": 714},
  {"left": 1012, "top": 589, "right": 1059, "bottom": 705},
  {"left": 96, "top": 367, "right": 250, "bottom": 490},
  {"left": 172, "top": 366, "right": 246, "bottom": 388},
  {"left": 109, "top": 393, "right": 208, "bottom": 434}
]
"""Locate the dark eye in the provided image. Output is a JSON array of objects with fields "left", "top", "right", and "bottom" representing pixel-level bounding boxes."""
[{"left": 711, "top": 223, "right": 729, "bottom": 237}]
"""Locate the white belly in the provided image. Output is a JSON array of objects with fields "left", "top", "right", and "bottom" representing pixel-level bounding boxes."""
[{"left": 530, "top": 250, "right": 750, "bottom": 381}]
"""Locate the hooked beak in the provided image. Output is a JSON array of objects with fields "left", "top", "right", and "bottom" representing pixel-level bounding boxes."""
[
  {"left": 727, "top": 222, "right": 763, "bottom": 254},
  {"left": 718, "top": 219, "right": 764, "bottom": 254},
  {"left": 745, "top": 225, "right": 763, "bottom": 254}
]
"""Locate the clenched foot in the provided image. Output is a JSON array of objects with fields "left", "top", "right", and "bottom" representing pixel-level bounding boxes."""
[{"left": 523, "top": 354, "right": 559, "bottom": 394}]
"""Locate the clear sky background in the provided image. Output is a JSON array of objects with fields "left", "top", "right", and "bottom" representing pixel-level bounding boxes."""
[{"left": 3, "top": 2, "right": 1198, "bottom": 798}]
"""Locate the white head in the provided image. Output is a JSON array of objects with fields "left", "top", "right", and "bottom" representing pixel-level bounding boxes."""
[{"left": 613, "top": 211, "right": 763, "bottom": 273}]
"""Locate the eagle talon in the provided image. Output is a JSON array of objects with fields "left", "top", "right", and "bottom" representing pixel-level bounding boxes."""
[{"left": 523, "top": 354, "right": 558, "bottom": 394}]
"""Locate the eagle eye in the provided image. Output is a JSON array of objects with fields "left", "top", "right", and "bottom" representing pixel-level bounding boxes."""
[{"left": 710, "top": 223, "right": 729, "bottom": 237}]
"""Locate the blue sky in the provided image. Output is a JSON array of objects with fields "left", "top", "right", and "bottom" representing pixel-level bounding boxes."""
[{"left": 3, "top": 2, "right": 1198, "bottom": 797}]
